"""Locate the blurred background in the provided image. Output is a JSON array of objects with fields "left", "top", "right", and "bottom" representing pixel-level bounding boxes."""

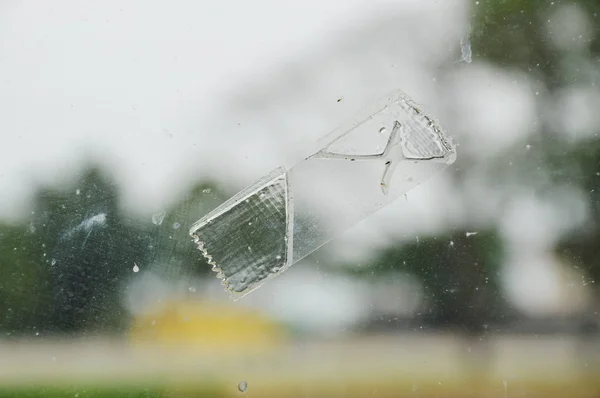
[{"left": 1, "top": 0, "right": 600, "bottom": 397}]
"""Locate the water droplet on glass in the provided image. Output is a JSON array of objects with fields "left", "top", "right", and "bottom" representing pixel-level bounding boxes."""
[
  {"left": 379, "top": 127, "right": 386, "bottom": 134},
  {"left": 133, "top": 263, "right": 140, "bottom": 273},
  {"left": 465, "top": 231, "right": 478, "bottom": 237},
  {"left": 152, "top": 211, "right": 166, "bottom": 226},
  {"left": 238, "top": 381, "right": 248, "bottom": 392},
  {"left": 75, "top": 189, "right": 81, "bottom": 196},
  {"left": 275, "top": 255, "right": 281, "bottom": 260},
  {"left": 51, "top": 259, "right": 56, "bottom": 266},
  {"left": 188, "top": 287, "right": 196, "bottom": 292},
  {"left": 173, "top": 222, "right": 181, "bottom": 229},
  {"left": 202, "top": 188, "right": 212, "bottom": 194}
]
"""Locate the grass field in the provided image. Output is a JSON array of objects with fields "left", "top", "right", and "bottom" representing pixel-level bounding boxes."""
[{"left": 0, "top": 334, "right": 599, "bottom": 398}]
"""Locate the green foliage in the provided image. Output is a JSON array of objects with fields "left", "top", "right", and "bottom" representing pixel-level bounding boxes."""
[
  {"left": 472, "top": 1, "right": 555, "bottom": 70},
  {"left": 0, "top": 385, "right": 227, "bottom": 398},
  {"left": 0, "top": 224, "right": 46, "bottom": 333},
  {"left": 470, "top": 0, "right": 600, "bottom": 294},
  {"left": 0, "top": 388, "right": 164, "bottom": 398},
  {"left": 471, "top": 0, "right": 600, "bottom": 87},
  {"left": 350, "top": 230, "right": 508, "bottom": 332},
  {"left": 552, "top": 139, "right": 600, "bottom": 284},
  {"left": 0, "top": 166, "right": 229, "bottom": 335}
]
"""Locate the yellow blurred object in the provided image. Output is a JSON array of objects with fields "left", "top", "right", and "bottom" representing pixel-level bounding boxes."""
[{"left": 130, "top": 299, "right": 286, "bottom": 354}]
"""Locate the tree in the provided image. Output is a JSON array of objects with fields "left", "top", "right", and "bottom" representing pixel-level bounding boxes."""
[{"left": 0, "top": 166, "right": 229, "bottom": 335}]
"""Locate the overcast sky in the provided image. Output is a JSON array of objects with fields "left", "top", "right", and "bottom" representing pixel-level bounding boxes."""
[{"left": 0, "top": 0, "right": 468, "bottom": 220}]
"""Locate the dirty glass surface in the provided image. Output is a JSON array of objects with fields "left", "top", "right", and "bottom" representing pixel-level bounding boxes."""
[
  {"left": 1, "top": 1, "right": 600, "bottom": 397},
  {"left": 191, "top": 90, "right": 456, "bottom": 297}
]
